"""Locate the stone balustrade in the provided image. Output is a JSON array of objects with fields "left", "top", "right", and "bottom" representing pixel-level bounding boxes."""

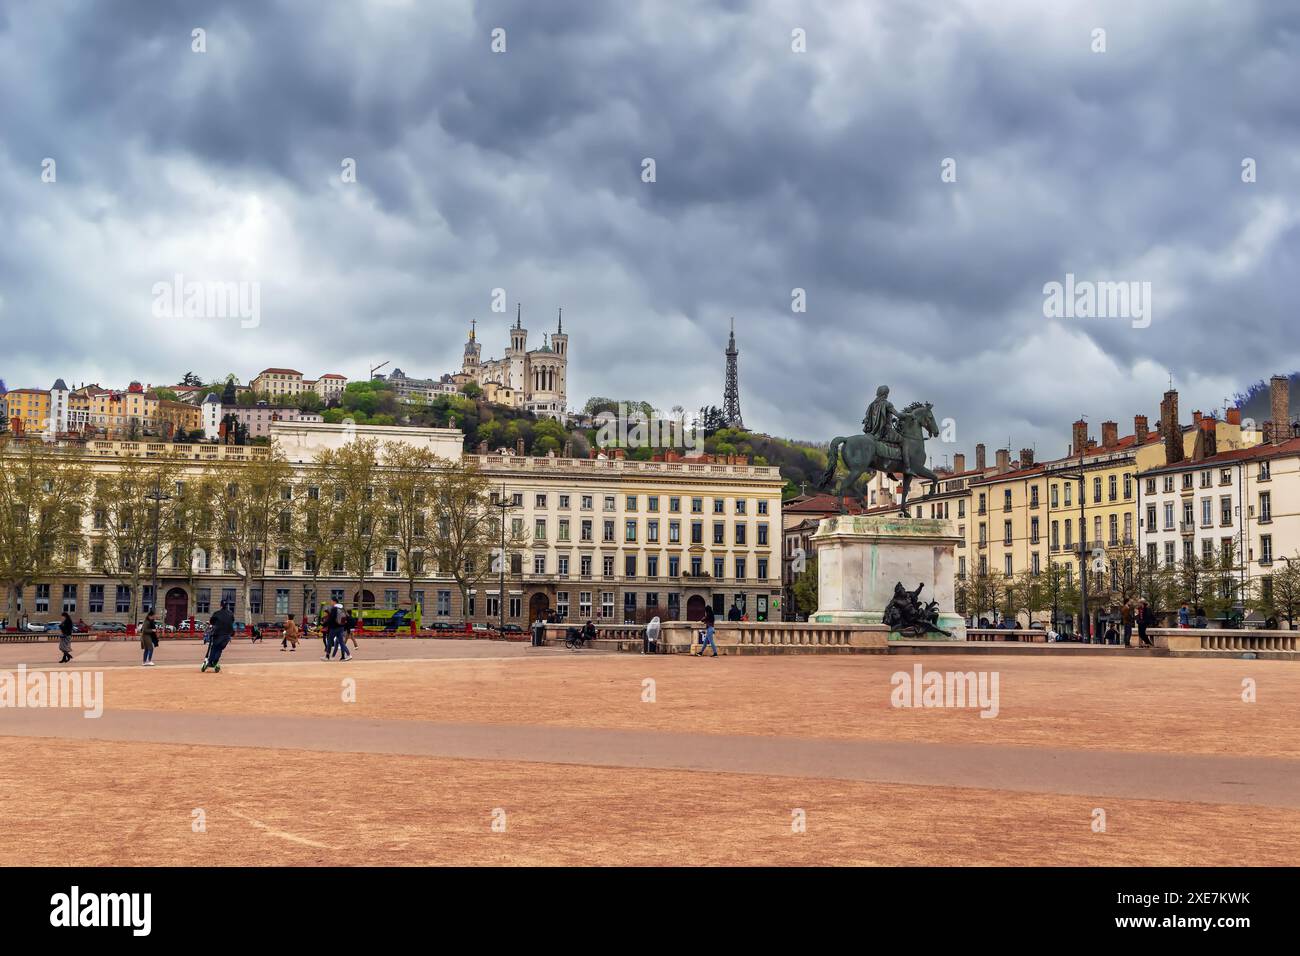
[
  {"left": 1151, "top": 627, "right": 1299, "bottom": 654},
  {"left": 656, "top": 621, "right": 886, "bottom": 653},
  {"left": 537, "top": 620, "right": 888, "bottom": 653},
  {"left": 965, "top": 628, "right": 1046, "bottom": 643}
]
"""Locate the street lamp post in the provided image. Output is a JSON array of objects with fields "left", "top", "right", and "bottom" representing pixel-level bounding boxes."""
[
  {"left": 1055, "top": 445, "right": 1092, "bottom": 641},
  {"left": 144, "top": 476, "right": 172, "bottom": 622},
  {"left": 489, "top": 484, "right": 514, "bottom": 634}
]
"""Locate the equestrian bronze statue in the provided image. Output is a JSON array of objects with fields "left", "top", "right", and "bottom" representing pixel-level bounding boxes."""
[{"left": 819, "top": 386, "right": 941, "bottom": 515}]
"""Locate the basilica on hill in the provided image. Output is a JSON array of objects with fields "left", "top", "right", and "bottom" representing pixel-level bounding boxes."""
[{"left": 456, "top": 306, "right": 569, "bottom": 422}]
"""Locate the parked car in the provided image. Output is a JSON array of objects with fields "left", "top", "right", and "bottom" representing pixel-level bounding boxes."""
[
  {"left": 91, "top": 621, "right": 127, "bottom": 632},
  {"left": 43, "top": 621, "right": 63, "bottom": 633},
  {"left": 500, "top": 623, "right": 524, "bottom": 635},
  {"left": 431, "top": 621, "right": 458, "bottom": 632}
]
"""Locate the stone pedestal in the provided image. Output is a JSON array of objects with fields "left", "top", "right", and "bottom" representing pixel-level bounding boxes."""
[{"left": 810, "top": 513, "right": 965, "bottom": 640}]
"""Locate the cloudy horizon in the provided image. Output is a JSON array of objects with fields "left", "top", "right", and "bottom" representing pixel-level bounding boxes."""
[{"left": 2, "top": 0, "right": 1298, "bottom": 463}]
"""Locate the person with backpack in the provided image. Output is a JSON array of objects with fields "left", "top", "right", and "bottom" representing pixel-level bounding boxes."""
[{"left": 322, "top": 601, "right": 346, "bottom": 661}]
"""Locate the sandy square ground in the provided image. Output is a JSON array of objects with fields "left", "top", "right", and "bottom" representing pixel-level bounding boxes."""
[{"left": 1, "top": 639, "right": 1296, "bottom": 865}]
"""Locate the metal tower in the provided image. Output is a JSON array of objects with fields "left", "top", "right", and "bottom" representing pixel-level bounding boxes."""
[{"left": 723, "top": 317, "right": 743, "bottom": 428}]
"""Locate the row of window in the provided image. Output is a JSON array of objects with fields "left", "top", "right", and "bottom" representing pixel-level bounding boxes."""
[
  {"left": 6, "top": 585, "right": 764, "bottom": 621},
  {"left": 1143, "top": 462, "right": 1271, "bottom": 496},
  {"left": 958, "top": 533, "right": 1277, "bottom": 584},
  {"left": 504, "top": 492, "right": 771, "bottom": 516},
  {"left": 971, "top": 474, "right": 1137, "bottom": 516},
  {"left": 971, "top": 514, "right": 1136, "bottom": 549},
  {"left": 530, "top": 518, "right": 770, "bottom": 545},
  {"left": 1144, "top": 492, "right": 1276, "bottom": 529}
]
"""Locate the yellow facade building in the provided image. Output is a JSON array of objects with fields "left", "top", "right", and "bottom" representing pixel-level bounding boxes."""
[{"left": 3, "top": 388, "right": 51, "bottom": 435}]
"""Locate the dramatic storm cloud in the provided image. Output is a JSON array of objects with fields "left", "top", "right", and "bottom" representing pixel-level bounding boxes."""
[{"left": 2, "top": 0, "right": 1298, "bottom": 460}]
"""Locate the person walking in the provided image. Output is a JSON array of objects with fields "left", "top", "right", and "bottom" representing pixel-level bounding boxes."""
[
  {"left": 531, "top": 616, "right": 545, "bottom": 647},
  {"left": 699, "top": 604, "right": 718, "bottom": 657},
  {"left": 249, "top": 623, "right": 264, "bottom": 643},
  {"left": 727, "top": 602, "right": 742, "bottom": 622},
  {"left": 1137, "top": 599, "right": 1155, "bottom": 647},
  {"left": 341, "top": 609, "right": 357, "bottom": 660},
  {"left": 1121, "top": 600, "right": 1134, "bottom": 647},
  {"left": 202, "top": 602, "right": 236, "bottom": 672},
  {"left": 324, "top": 600, "right": 350, "bottom": 661},
  {"left": 57, "top": 611, "right": 74, "bottom": 664},
  {"left": 643, "top": 615, "right": 661, "bottom": 654},
  {"left": 281, "top": 614, "right": 300, "bottom": 651},
  {"left": 1178, "top": 602, "right": 1190, "bottom": 628},
  {"left": 140, "top": 610, "right": 158, "bottom": 666}
]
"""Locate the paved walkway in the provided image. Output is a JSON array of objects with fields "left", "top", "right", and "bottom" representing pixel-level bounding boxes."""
[{"left": 4, "top": 706, "right": 1297, "bottom": 809}]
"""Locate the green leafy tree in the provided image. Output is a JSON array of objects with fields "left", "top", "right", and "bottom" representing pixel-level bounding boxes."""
[
  {"left": 426, "top": 458, "right": 528, "bottom": 621},
  {"left": 381, "top": 442, "right": 445, "bottom": 610},
  {"left": 791, "top": 556, "right": 818, "bottom": 618},
  {"left": 0, "top": 443, "right": 89, "bottom": 619},
  {"left": 1247, "top": 555, "right": 1300, "bottom": 628},
  {"left": 317, "top": 439, "right": 389, "bottom": 609},
  {"left": 91, "top": 455, "right": 183, "bottom": 623},
  {"left": 209, "top": 451, "right": 296, "bottom": 621}
]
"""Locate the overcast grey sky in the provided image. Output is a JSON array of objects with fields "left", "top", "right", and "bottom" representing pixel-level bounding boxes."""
[{"left": 2, "top": 0, "right": 1297, "bottom": 462}]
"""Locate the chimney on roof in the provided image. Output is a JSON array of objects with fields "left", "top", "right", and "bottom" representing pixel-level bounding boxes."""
[
  {"left": 1101, "top": 421, "right": 1118, "bottom": 449},
  {"left": 1226, "top": 407, "right": 1242, "bottom": 426},
  {"left": 1072, "top": 419, "right": 1089, "bottom": 455},
  {"left": 1134, "top": 414, "right": 1149, "bottom": 445},
  {"left": 1161, "top": 389, "right": 1184, "bottom": 464},
  {"left": 516, "top": 437, "right": 525, "bottom": 456},
  {"left": 1270, "top": 375, "right": 1290, "bottom": 444},
  {"left": 975, "top": 443, "right": 986, "bottom": 471},
  {"left": 1192, "top": 410, "right": 1203, "bottom": 427},
  {"left": 953, "top": 452, "right": 966, "bottom": 473},
  {"left": 1193, "top": 417, "right": 1218, "bottom": 461},
  {"left": 1020, "top": 447, "right": 1034, "bottom": 467},
  {"left": 995, "top": 448, "right": 1010, "bottom": 473}
]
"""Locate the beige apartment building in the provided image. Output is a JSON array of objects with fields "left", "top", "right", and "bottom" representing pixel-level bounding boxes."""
[
  {"left": 2, "top": 423, "right": 782, "bottom": 627},
  {"left": 251, "top": 368, "right": 306, "bottom": 399}
]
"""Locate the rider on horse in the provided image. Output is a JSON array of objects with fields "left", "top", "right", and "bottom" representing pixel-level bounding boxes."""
[{"left": 863, "top": 385, "right": 908, "bottom": 477}]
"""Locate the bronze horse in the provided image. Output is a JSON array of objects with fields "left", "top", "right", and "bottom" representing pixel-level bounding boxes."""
[{"left": 820, "top": 402, "right": 941, "bottom": 515}]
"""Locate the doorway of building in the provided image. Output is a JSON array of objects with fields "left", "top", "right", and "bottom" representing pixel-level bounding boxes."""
[
  {"left": 352, "top": 590, "right": 376, "bottom": 609},
  {"left": 686, "top": 595, "right": 707, "bottom": 621},
  {"left": 528, "top": 592, "right": 550, "bottom": 622},
  {"left": 164, "top": 587, "right": 189, "bottom": 628}
]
